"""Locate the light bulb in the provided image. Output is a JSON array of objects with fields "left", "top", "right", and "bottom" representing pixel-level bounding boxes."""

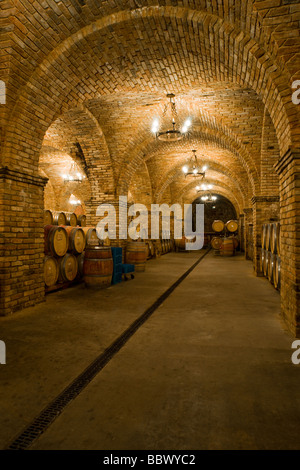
[
  {"left": 182, "top": 166, "right": 188, "bottom": 174},
  {"left": 151, "top": 118, "right": 159, "bottom": 133},
  {"left": 208, "top": 184, "right": 213, "bottom": 190},
  {"left": 193, "top": 168, "right": 198, "bottom": 175},
  {"left": 202, "top": 165, "right": 207, "bottom": 172},
  {"left": 185, "top": 117, "right": 192, "bottom": 127}
]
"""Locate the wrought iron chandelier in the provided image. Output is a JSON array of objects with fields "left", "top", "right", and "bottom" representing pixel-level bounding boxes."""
[
  {"left": 152, "top": 93, "right": 191, "bottom": 141},
  {"left": 182, "top": 150, "right": 207, "bottom": 178},
  {"left": 63, "top": 162, "right": 86, "bottom": 183},
  {"left": 196, "top": 184, "right": 217, "bottom": 203}
]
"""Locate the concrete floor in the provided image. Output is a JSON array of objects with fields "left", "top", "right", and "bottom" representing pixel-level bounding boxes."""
[{"left": 0, "top": 251, "right": 299, "bottom": 450}]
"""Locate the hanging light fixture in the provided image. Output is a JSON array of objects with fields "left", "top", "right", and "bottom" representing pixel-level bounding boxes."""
[
  {"left": 152, "top": 94, "right": 192, "bottom": 141},
  {"left": 63, "top": 162, "right": 86, "bottom": 183},
  {"left": 182, "top": 150, "right": 207, "bottom": 178},
  {"left": 197, "top": 184, "right": 217, "bottom": 203},
  {"left": 69, "top": 194, "right": 81, "bottom": 205}
]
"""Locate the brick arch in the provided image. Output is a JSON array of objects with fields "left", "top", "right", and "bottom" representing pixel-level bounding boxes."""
[
  {"left": 156, "top": 165, "right": 246, "bottom": 211},
  {"left": 42, "top": 106, "right": 115, "bottom": 197},
  {"left": 154, "top": 159, "right": 246, "bottom": 204},
  {"left": 117, "top": 103, "right": 260, "bottom": 196},
  {"left": 2, "top": 5, "right": 296, "bottom": 173},
  {"left": 183, "top": 184, "right": 242, "bottom": 216}
]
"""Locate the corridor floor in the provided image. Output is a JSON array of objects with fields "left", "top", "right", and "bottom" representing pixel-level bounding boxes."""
[{"left": 1, "top": 251, "right": 299, "bottom": 450}]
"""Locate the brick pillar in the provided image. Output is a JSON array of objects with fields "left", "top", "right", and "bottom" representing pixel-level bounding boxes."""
[
  {"left": 0, "top": 167, "right": 48, "bottom": 316},
  {"left": 275, "top": 149, "right": 300, "bottom": 337},
  {"left": 251, "top": 196, "right": 280, "bottom": 276},
  {"left": 243, "top": 208, "right": 253, "bottom": 261},
  {"left": 238, "top": 214, "right": 245, "bottom": 253}
]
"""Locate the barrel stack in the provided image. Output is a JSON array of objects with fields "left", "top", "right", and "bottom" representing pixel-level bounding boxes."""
[{"left": 43, "top": 209, "right": 101, "bottom": 290}]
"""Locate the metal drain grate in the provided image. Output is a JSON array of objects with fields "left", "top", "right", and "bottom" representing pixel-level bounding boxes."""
[{"left": 7, "top": 249, "right": 210, "bottom": 450}]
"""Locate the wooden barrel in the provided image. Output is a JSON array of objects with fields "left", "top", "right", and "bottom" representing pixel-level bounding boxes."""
[
  {"left": 44, "top": 256, "right": 59, "bottom": 287},
  {"left": 211, "top": 237, "right": 223, "bottom": 250},
  {"left": 263, "top": 250, "right": 269, "bottom": 277},
  {"left": 52, "top": 211, "right": 67, "bottom": 226},
  {"left": 58, "top": 253, "right": 78, "bottom": 283},
  {"left": 77, "top": 214, "right": 87, "bottom": 227},
  {"left": 270, "top": 222, "right": 280, "bottom": 255},
  {"left": 212, "top": 220, "right": 225, "bottom": 233},
  {"left": 146, "top": 241, "right": 154, "bottom": 259},
  {"left": 126, "top": 241, "right": 147, "bottom": 272},
  {"left": 83, "top": 246, "right": 113, "bottom": 288},
  {"left": 229, "top": 236, "right": 239, "bottom": 249},
  {"left": 44, "top": 225, "right": 68, "bottom": 257},
  {"left": 154, "top": 239, "right": 162, "bottom": 258},
  {"left": 81, "top": 227, "right": 99, "bottom": 247},
  {"left": 76, "top": 252, "right": 85, "bottom": 278},
  {"left": 260, "top": 249, "right": 265, "bottom": 273},
  {"left": 220, "top": 238, "right": 235, "bottom": 256},
  {"left": 261, "top": 224, "right": 266, "bottom": 249},
  {"left": 267, "top": 252, "right": 275, "bottom": 284},
  {"left": 226, "top": 220, "right": 238, "bottom": 233},
  {"left": 64, "top": 212, "right": 77, "bottom": 227},
  {"left": 265, "top": 224, "right": 271, "bottom": 252},
  {"left": 273, "top": 256, "right": 281, "bottom": 290},
  {"left": 63, "top": 226, "right": 86, "bottom": 254},
  {"left": 44, "top": 210, "right": 53, "bottom": 226},
  {"left": 175, "top": 237, "right": 186, "bottom": 251}
]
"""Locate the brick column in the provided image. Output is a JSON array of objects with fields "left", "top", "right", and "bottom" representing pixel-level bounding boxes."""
[
  {"left": 275, "top": 149, "right": 300, "bottom": 337},
  {"left": 251, "top": 196, "right": 280, "bottom": 276},
  {"left": 238, "top": 214, "right": 245, "bottom": 253},
  {"left": 0, "top": 167, "right": 48, "bottom": 316},
  {"left": 243, "top": 208, "right": 253, "bottom": 261}
]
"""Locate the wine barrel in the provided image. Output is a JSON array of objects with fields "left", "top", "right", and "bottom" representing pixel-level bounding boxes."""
[
  {"left": 270, "top": 222, "right": 280, "bottom": 255},
  {"left": 265, "top": 224, "right": 271, "bottom": 252},
  {"left": 229, "top": 236, "right": 239, "bottom": 249},
  {"left": 44, "top": 210, "right": 53, "bottom": 226},
  {"left": 58, "top": 253, "right": 78, "bottom": 283},
  {"left": 212, "top": 220, "right": 225, "bottom": 233},
  {"left": 260, "top": 249, "right": 265, "bottom": 273},
  {"left": 76, "top": 252, "right": 85, "bottom": 278},
  {"left": 146, "top": 241, "right": 154, "bottom": 259},
  {"left": 81, "top": 227, "right": 99, "bottom": 247},
  {"left": 52, "top": 211, "right": 67, "bottom": 226},
  {"left": 175, "top": 237, "right": 186, "bottom": 251},
  {"left": 44, "top": 225, "right": 68, "bottom": 257},
  {"left": 77, "top": 214, "right": 87, "bottom": 227},
  {"left": 44, "top": 256, "right": 59, "bottom": 287},
  {"left": 273, "top": 256, "right": 281, "bottom": 290},
  {"left": 261, "top": 224, "right": 266, "bottom": 249},
  {"left": 154, "top": 239, "right": 162, "bottom": 258},
  {"left": 126, "top": 241, "right": 147, "bottom": 272},
  {"left": 64, "top": 212, "right": 77, "bottom": 227},
  {"left": 220, "top": 238, "right": 235, "bottom": 256},
  {"left": 268, "top": 252, "right": 275, "bottom": 284},
  {"left": 211, "top": 237, "right": 223, "bottom": 250},
  {"left": 84, "top": 246, "right": 113, "bottom": 288},
  {"left": 63, "top": 226, "right": 86, "bottom": 254},
  {"left": 263, "top": 250, "right": 269, "bottom": 277},
  {"left": 226, "top": 220, "right": 238, "bottom": 233}
]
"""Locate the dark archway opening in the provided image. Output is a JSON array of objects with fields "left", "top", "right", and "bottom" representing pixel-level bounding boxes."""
[{"left": 192, "top": 194, "right": 237, "bottom": 233}]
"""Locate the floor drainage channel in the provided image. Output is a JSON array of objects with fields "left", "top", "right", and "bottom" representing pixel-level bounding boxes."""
[{"left": 6, "top": 248, "right": 211, "bottom": 450}]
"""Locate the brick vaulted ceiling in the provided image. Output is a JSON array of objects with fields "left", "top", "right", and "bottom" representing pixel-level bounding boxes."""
[{"left": 1, "top": 1, "right": 299, "bottom": 213}]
